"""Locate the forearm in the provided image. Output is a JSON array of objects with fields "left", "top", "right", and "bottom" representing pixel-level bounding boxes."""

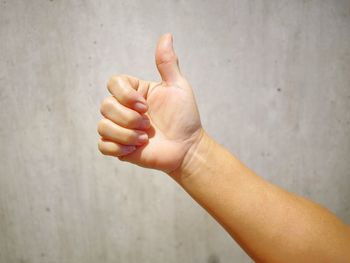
[{"left": 170, "top": 130, "right": 350, "bottom": 262}]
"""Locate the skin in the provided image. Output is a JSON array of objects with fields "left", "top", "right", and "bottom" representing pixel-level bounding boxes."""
[{"left": 98, "top": 33, "right": 350, "bottom": 262}]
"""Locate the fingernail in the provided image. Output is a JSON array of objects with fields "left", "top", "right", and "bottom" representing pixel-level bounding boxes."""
[
  {"left": 140, "top": 118, "right": 151, "bottom": 129},
  {"left": 137, "top": 133, "right": 148, "bottom": 144},
  {"left": 122, "top": 145, "right": 136, "bottom": 155},
  {"left": 134, "top": 102, "right": 148, "bottom": 112}
]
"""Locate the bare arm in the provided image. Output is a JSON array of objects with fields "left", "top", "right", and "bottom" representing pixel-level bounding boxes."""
[
  {"left": 97, "top": 33, "right": 350, "bottom": 262},
  {"left": 171, "top": 130, "right": 350, "bottom": 262}
]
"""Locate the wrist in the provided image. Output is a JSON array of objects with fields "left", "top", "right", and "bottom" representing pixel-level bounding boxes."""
[{"left": 169, "top": 129, "right": 215, "bottom": 183}]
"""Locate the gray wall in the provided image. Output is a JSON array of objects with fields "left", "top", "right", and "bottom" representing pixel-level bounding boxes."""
[{"left": 1, "top": 1, "right": 349, "bottom": 262}]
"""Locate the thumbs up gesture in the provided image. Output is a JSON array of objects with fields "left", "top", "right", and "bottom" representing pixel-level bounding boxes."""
[{"left": 98, "top": 34, "right": 203, "bottom": 174}]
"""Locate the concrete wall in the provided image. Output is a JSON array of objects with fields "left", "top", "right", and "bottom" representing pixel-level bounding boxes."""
[{"left": 1, "top": 0, "right": 349, "bottom": 262}]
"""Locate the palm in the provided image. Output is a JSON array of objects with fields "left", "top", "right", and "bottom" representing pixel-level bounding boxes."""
[{"left": 123, "top": 80, "right": 201, "bottom": 173}]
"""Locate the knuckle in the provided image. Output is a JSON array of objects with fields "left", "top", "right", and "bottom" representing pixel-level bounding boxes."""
[
  {"left": 107, "top": 75, "right": 122, "bottom": 91},
  {"left": 100, "top": 97, "right": 114, "bottom": 115},
  {"left": 157, "top": 53, "right": 178, "bottom": 66},
  {"left": 97, "top": 119, "right": 108, "bottom": 135},
  {"left": 98, "top": 140, "right": 107, "bottom": 155},
  {"left": 106, "top": 77, "right": 115, "bottom": 90},
  {"left": 114, "top": 75, "right": 125, "bottom": 85}
]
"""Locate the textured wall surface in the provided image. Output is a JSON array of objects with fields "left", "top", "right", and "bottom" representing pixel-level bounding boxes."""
[{"left": 1, "top": 1, "right": 350, "bottom": 262}]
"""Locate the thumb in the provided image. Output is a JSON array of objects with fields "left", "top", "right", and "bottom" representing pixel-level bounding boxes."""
[{"left": 155, "top": 33, "right": 182, "bottom": 83}]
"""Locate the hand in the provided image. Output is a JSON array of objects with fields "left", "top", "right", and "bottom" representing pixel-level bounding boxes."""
[{"left": 98, "top": 34, "right": 203, "bottom": 174}]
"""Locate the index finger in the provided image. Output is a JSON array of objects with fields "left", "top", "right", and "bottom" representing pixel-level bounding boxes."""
[{"left": 107, "top": 75, "right": 148, "bottom": 113}]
